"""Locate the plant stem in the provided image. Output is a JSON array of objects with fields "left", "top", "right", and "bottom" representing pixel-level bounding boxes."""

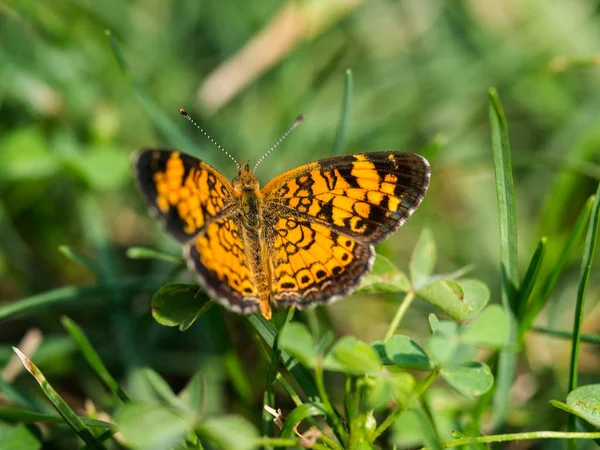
[
  {"left": 419, "top": 430, "right": 600, "bottom": 449},
  {"left": 255, "top": 437, "right": 300, "bottom": 447},
  {"left": 371, "top": 367, "right": 439, "bottom": 442},
  {"left": 315, "top": 360, "right": 346, "bottom": 445},
  {"left": 385, "top": 291, "right": 415, "bottom": 341}
]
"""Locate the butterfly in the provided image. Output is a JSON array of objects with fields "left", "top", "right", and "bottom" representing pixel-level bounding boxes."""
[{"left": 133, "top": 111, "right": 430, "bottom": 319}]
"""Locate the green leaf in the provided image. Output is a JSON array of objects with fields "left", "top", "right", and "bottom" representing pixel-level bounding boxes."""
[
  {"left": 61, "top": 316, "right": 129, "bottom": 402},
  {"left": 280, "top": 403, "right": 327, "bottom": 438},
  {"left": 384, "top": 335, "right": 432, "bottom": 370},
  {"left": 489, "top": 88, "right": 519, "bottom": 428},
  {"left": 246, "top": 314, "right": 320, "bottom": 402},
  {"left": 522, "top": 197, "right": 594, "bottom": 332},
  {"left": 332, "top": 69, "right": 353, "bottom": 156},
  {"left": 410, "top": 229, "right": 436, "bottom": 289},
  {"left": 516, "top": 237, "right": 547, "bottom": 320},
  {"left": 418, "top": 278, "right": 490, "bottom": 323},
  {"left": 550, "top": 400, "right": 579, "bottom": 416},
  {"left": 58, "top": 246, "right": 104, "bottom": 278},
  {"left": 324, "top": 337, "right": 382, "bottom": 375},
  {"left": 178, "top": 372, "right": 205, "bottom": 415},
  {"left": 371, "top": 340, "right": 393, "bottom": 365},
  {"left": 417, "top": 279, "right": 466, "bottom": 319},
  {"left": 440, "top": 362, "right": 494, "bottom": 399},
  {"left": 427, "top": 317, "right": 460, "bottom": 365},
  {"left": 357, "top": 255, "right": 411, "bottom": 294},
  {"left": 460, "top": 279, "right": 491, "bottom": 318},
  {"left": 427, "top": 335, "right": 457, "bottom": 366},
  {"left": 198, "top": 415, "right": 259, "bottom": 450},
  {"left": 566, "top": 384, "right": 600, "bottom": 427},
  {"left": 569, "top": 188, "right": 600, "bottom": 396},
  {"left": 461, "top": 305, "right": 509, "bottom": 348},
  {"left": 428, "top": 314, "right": 440, "bottom": 334},
  {"left": 278, "top": 322, "right": 317, "bottom": 368},
  {"left": 0, "top": 422, "right": 41, "bottom": 450},
  {"left": 143, "top": 368, "right": 192, "bottom": 414},
  {"left": 387, "top": 370, "right": 416, "bottom": 405},
  {"left": 115, "top": 403, "right": 191, "bottom": 450},
  {"left": 0, "top": 408, "right": 112, "bottom": 429},
  {"left": 151, "top": 283, "right": 212, "bottom": 331},
  {"left": 12, "top": 348, "right": 105, "bottom": 449}
]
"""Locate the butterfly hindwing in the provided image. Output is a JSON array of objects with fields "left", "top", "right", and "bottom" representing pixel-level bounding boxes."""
[
  {"left": 267, "top": 215, "right": 374, "bottom": 307},
  {"left": 261, "top": 152, "right": 430, "bottom": 244},
  {"left": 134, "top": 149, "right": 235, "bottom": 243},
  {"left": 184, "top": 215, "right": 261, "bottom": 314}
]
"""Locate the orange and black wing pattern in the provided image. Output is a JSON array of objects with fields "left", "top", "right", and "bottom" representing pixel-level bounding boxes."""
[
  {"left": 134, "top": 150, "right": 235, "bottom": 243},
  {"left": 184, "top": 215, "right": 261, "bottom": 314},
  {"left": 266, "top": 216, "right": 374, "bottom": 307},
  {"left": 261, "top": 152, "right": 430, "bottom": 245}
]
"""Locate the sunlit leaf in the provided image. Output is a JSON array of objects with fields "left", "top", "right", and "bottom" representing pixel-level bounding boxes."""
[
  {"left": 278, "top": 322, "right": 317, "bottom": 368},
  {"left": 385, "top": 335, "right": 432, "bottom": 370},
  {"left": 115, "top": 403, "right": 191, "bottom": 450},
  {"left": 461, "top": 305, "right": 509, "bottom": 348},
  {"left": 440, "top": 362, "right": 494, "bottom": 399},
  {"left": 0, "top": 422, "right": 41, "bottom": 450},
  {"left": 151, "top": 283, "right": 212, "bottom": 331},
  {"left": 324, "top": 337, "right": 382, "bottom": 375},
  {"left": 566, "top": 384, "right": 600, "bottom": 427},
  {"left": 357, "top": 255, "right": 411, "bottom": 294},
  {"left": 198, "top": 415, "right": 259, "bottom": 450}
]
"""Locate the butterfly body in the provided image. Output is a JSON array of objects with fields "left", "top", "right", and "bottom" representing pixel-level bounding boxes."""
[{"left": 134, "top": 149, "right": 429, "bottom": 319}]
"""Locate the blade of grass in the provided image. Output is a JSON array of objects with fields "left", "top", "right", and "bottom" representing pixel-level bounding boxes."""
[
  {"left": 489, "top": 88, "right": 519, "bottom": 430},
  {"left": 58, "top": 246, "right": 105, "bottom": 279},
  {"left": 12, "top": 348, "right": 106, "bottom": 450},
  {"left": 332, "top": 69, "right": 353, "bottom": 156},
  {"left": 247, "top": 314, "right": 345, "bottom": 445},
  {"left": 247, "top": 314, "right": 319, "bottom": 401},
  {"left": 61, "top": 316, "right": 129, "bottom": 403},
  {"left": 126, "top": 247, "right": 185, "bottom": 265},
  {"left": 105, "top": 30, "right": 198, "bottom": 158},
  {"left": 516, "top": 237, "right": 547, "bottom": 321},
  {"left": 532, "top": 327, "right": 600, "bottom": 344},
  {"left": 0, "top": 279, "right": 161, "bottom": 321},
  {"left": 567, "top": 187, "right": 600, "bottom": 442},
  {"left": 0, "top": 407, "right": 113, "bottom": 429},
  {"left": 263, "top": 308, "right": 295, "bottom": 440},
  {"left": 520, "top": 196, "right": 594, "bottom": 334}
]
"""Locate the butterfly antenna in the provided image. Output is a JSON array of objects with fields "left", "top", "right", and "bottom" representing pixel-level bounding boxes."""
[
  {"left": 253, "top": 114, "right": 306, "bottom": 173},
  {"left": 179, "top": 108, "right": 241, "bottom": 171}
]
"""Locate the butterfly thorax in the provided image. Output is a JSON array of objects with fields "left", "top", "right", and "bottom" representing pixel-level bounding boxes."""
[{"left": 232, "top": 163, "right": 262, "bottom": 228}]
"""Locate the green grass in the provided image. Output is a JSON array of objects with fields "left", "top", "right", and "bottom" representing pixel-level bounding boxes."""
[{"left": 2, "top": 1, "right": 600, "bottom": 448}]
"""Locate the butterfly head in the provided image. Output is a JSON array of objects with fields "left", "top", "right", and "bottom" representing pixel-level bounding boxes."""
[{"left": 232, "top": 162, "right": 260, "bottom": 193}]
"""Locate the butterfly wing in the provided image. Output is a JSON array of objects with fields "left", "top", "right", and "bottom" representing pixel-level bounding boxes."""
[
  {"left": 261, "top": 152, "right": 430, "bottom": 244},
  {"left": 184, "top": 215, "right": 261, "bottom": 314},
  {"left": 135, "top": 149, "right": 261, "bottom": 313},
  {"left": 134, "top": 149, "right": 235, "bottom": 243},
  {"left": 266, "top": 216, "right": 374, "bottom": 307},
  {"left": 261, "top": 151, "right": 429, "bottom": 308}
]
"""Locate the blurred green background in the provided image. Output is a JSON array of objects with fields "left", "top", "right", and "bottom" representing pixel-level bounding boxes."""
[{"left": 1, "top": 0, "right": 600, "bottom": 448}]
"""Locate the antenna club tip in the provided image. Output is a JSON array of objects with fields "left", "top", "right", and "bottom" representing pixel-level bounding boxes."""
[
  {"left": 295, "top": 114, "right": 306, "bottom": 125},
  {"left": 179, "top": 108, "right": 188, "bottom": 116}
]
